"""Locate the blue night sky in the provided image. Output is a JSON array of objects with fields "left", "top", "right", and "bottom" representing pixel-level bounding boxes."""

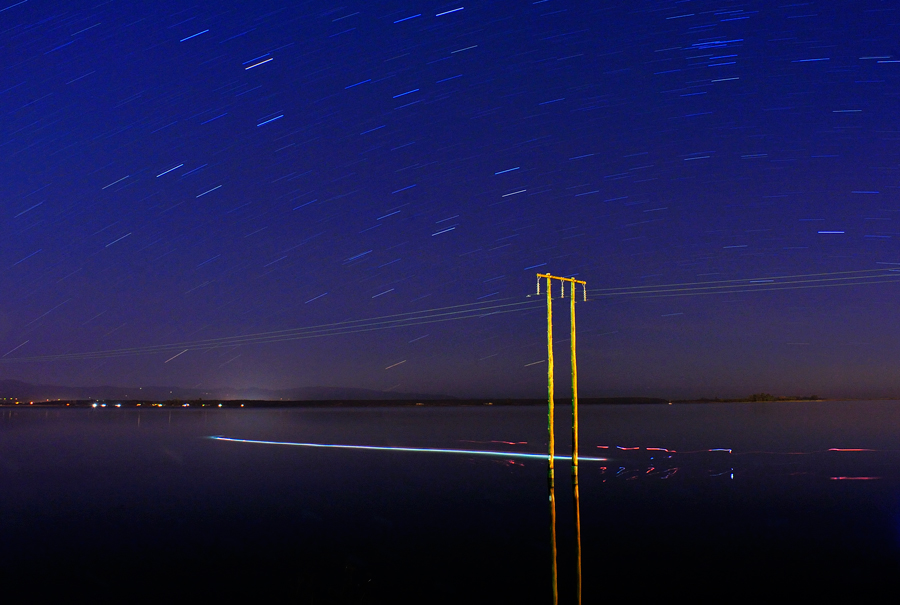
[{"left": 2, "top": 0, "right": 900, "bottom": 398}]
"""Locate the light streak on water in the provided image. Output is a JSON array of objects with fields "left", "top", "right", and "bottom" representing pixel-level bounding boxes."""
[{"left": 209, "top": 436, "right": 609, "bottom": 462}]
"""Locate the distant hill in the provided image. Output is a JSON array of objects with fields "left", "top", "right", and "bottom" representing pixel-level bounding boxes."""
[{"left": 0, "top": 379, "right": 452, "bottom": 402}]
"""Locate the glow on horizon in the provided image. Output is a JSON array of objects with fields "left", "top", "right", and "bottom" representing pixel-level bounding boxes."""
[{"left": 209, "top": 436, "right": 609, "bottom": 461}]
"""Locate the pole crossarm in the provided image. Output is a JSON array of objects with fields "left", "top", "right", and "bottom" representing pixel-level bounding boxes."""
[
  {"left": 536, "top": 273, "right": 587, "bottom": 302},
  {"left": 536, "top": 273, "right": 586, "bottom": 285}
]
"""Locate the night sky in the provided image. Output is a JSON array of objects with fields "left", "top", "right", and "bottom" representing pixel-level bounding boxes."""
[{"left": 2, "top": 0, "right": 900, "bottom": 399}]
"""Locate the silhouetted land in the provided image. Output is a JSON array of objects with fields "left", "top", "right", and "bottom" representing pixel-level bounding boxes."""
[
  {"left": 675, "top": 393, "right": 822, "bottom": 403},
  {"left": 0, "top": 381, "right": 882, "bottom": 406},
  {"left": 0, "top": 397, "right": 672, "bottom": 408}
]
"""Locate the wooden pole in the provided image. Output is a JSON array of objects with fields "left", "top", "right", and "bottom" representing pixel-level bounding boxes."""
[
  {"left": 570, "top": 280, "right": 582, "bottom": 603},
  {"left": 547, "top": 277, "right": 558, "bottom": 605},
  {"left": 571, "top": 280, "right": 578, "bottom": 476},
  {"left": 536, "top": 272, "right": 586, "bottom": 605},
  {"left": 547, "top": 276, "right": 554, "bottom": 487}
]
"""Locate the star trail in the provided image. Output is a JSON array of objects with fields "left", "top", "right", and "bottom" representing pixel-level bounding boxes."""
[{"left": 2, "top": 1, "right": 900, "bottom": 399}]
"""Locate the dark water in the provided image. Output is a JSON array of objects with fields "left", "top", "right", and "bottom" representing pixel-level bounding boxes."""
[{"left": 1, "top": 402, "right": 899, "bottom": 602}]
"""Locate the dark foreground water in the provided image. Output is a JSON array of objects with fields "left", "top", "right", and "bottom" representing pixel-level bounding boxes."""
[{"left": 1, "top": 402, "right": 899, "bottom": 602}]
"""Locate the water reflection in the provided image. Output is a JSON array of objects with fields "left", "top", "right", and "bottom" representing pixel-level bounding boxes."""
[
  {"left": 548, "top": 471, "right": 582, "bottom": 605},
  {"left": 549, "top": 476, "right": 558, "bottom": 605},
  {"left": 573, "top": 474, "right": 582, "bottom": 605},
  {"left": 545, "top": 443, "right": 899, "bottom": 602},
  {"left": 2, "top": 406, "right": 899, "bottom": 601},
  {"left": 593, "top": 445, "right": 895, "bottom": 482}
]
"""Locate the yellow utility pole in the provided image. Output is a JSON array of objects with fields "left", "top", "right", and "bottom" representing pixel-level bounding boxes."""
[
  {"left": 570, "top": 279, "right": 582, "bottom": 605},
  {"left": 538, "top": 273, "right": 586, "bottom": 605},
  {"left": 537, "top": 273, "right": 587, "bottom": 476},
  {"left": 570, "top": 279, "right": 578, "bottom": 477},
  {"left": 546, "top": 276, "right": 555, "bottom": 486}
]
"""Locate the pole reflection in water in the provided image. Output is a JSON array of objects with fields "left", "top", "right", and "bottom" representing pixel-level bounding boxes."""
[
  {"left": 573, "top": 474, "right": 582, "bottom": 605},
  {"left": 549, "top": 476, "right": 559, "bottom": 605},
  {"left": 548, "top": 472, "right": 583, "bottom": 605}
]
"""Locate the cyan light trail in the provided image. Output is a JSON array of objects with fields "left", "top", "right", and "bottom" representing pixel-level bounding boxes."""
[{"left": 209, "top": 436, "right": 609, "bottom": 462}]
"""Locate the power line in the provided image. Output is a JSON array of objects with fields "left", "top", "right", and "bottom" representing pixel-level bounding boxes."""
[
  {"left": 5, "top": 267, "right": 900, "bottom": 364},
  {"left": 586, "top": 268, "right": 900, "bottom": 299},
  {"left": 1, "top": 298, "right": 542, "bottom": 363}
]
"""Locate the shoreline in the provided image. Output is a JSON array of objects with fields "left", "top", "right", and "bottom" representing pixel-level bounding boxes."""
[
  {"left": 2, "top": 396, "right": 898, "bottom": 408},
  {"left": 0, "top": 397, "right": 669, "bottom": 408}
]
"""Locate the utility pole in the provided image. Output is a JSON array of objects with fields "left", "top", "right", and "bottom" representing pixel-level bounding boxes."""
[
  {"left": 537, "top": 273, "right": 587, "bottom": 605},
  {"left": 537, "top": 273, "right": 587, "bottom": 479}
]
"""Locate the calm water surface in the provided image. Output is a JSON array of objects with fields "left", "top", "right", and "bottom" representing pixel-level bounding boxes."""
[{"left": 1, "top": 402, "right": 899, "bottom": 602}]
